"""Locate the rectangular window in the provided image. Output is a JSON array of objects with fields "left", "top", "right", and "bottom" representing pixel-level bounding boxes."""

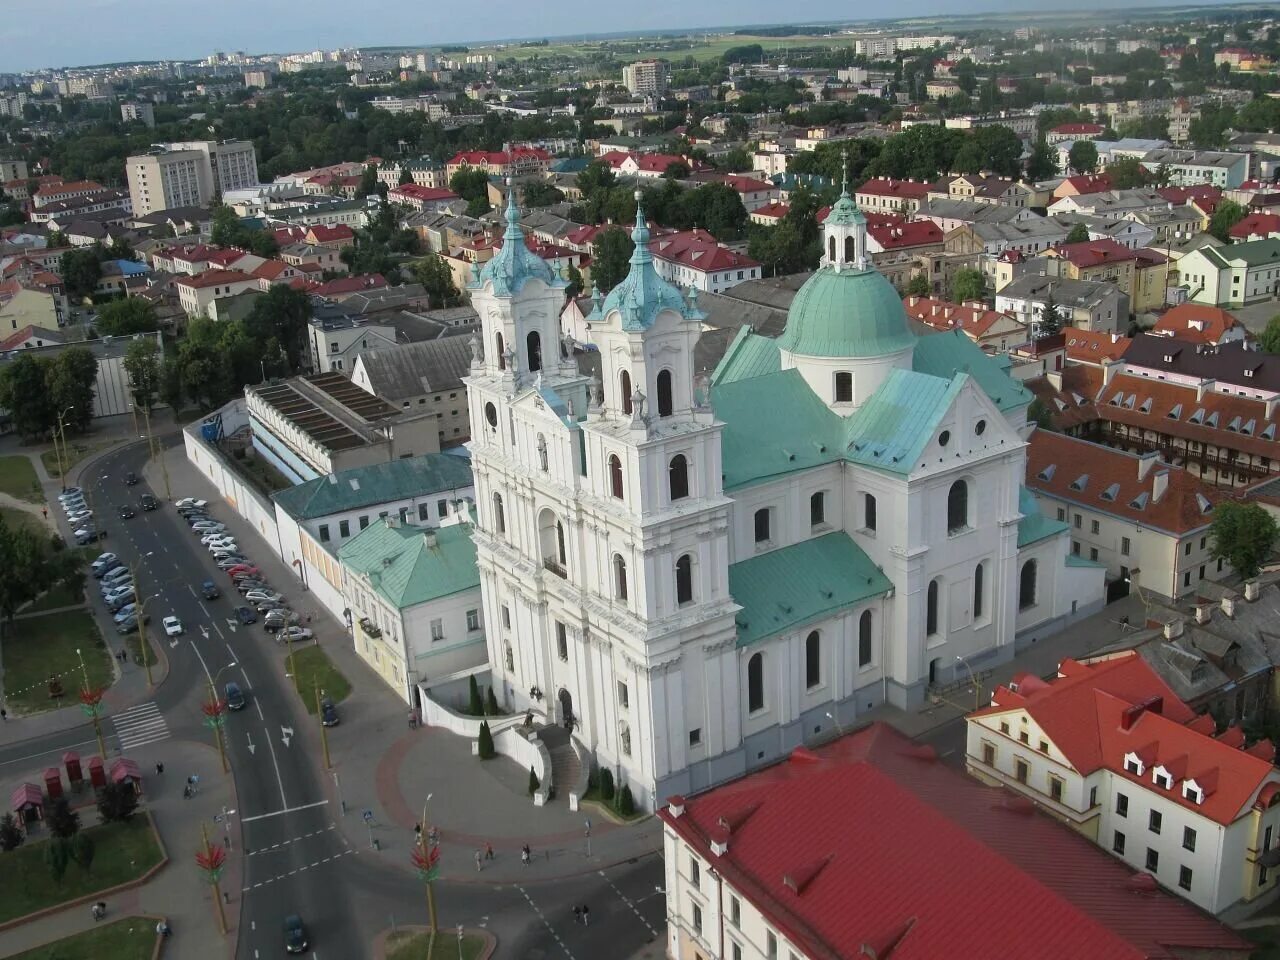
[
  {"left": 466, "top": 609, "right": 480, "bottom": 631},
  {"left": 689, "top": 728, "right": 702, "bottom": 746},
  {"left": 1183, "top": 571, "right": 1191, "bottom": 588},
  {"left": 1116, "top": 793, "right": 1128, "bottom": 817},
  {"left": 1015, "top": 759, "right": 1029, "bottom": 783},
  {"left": 982, "top": 742, "right": 995, "bottom": 765},
  {"left": 339, "top": 519, "right": 350, "bottom": 538},
  {"left": 753, "top": 508, "right": 771, "bottom": 543},
  {"left": 1074, "top": 513, "right": 1082, "bottom": 528},
  {"left": 1179, "top": 866, "right": 1193, "bottom": 891},
  {"left": 1049, "top": 776, "right": 1063, "bottom": 801},
  {"left": 437, "top": 498, "right": 448, "bottom": 518},
  {"left": 1072, "top": 540, "right": 1081, "bottom": 556},
  {"left": 1089, "top": 785, "right": 1098, "bottom": 808},
  {"left": 1090, "top": 548, "right": 1099, "bottom": 562},
  {"left": 418, "top": 503, "right": 430, "bottom": 521},
  {"left": 766, "top": 932, "right": 778, "bottom": 959},
  {"left": 1039, "top": 740, "right": 1049, "bottom": 754},
  {"left": 399, "top": 506, "right": 409, "bottom": 523},
  {"left": 1121, "top": 536, "right": 1130, "bottom": 556},
  {"left": 1149, "top": 810, "right": 1162, "bottom": 834},
  {"left": 1183, "top": 826, "right": 1196, "bottom": 852},
  {"left": 556, "top": 621, "right": 568, "bottom": 661},
  {"left": 1057, "top": 507, "right": 1065, "bottom": 522},
  {"left": 430, "top": 618, "right": 444, "bottom": 641},
  {"left": 691, "top": 903, "right": 702, "bottom": 934},
  {"left": 1146, "top": 848, "right": 1159, "bottom": 872},
  {"left": 732, "top": 944, "right": 742, "bottom": 960},
  {"left": 690, "top": 856, "right": 700, "bottom": 890},
  {"left": 1091, "top": 519, "right": 1100, "bottom": 534},
  {"left": 617, "top": 680, "right": 629, "bottom": 709},
  {"left": 1019, "top": 730, "right": 1029, "bottom": 744},
  {"left": 1113, "top": 830, "right": 1126, "bottom": 854},
  {"left": 730, "top": 895, "right": 740, "bottom": 927},
  {"left": 359, "top": 515, "right": 369, "bottom": 530},
  {"left": 501, "top": 605, "right": 511, "bottom": 629},
  {"left": 318, "top": 524, "right": 330, "bottom": 542}
]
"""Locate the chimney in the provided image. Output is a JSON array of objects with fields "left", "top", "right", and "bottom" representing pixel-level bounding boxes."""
[
  {"left": 1245, "top": 579, "right": 1261, "bottom": 601},
  {"left": 1195, "top": 603, "right": 1212, "bottom": 624},
  {"left": 709, "top": 825, "right": 729, "bottom": 857},
  {"left": 1222, "top": 594, "right": 1237, "bottom": 618},
  {"left": 667, "top": 795, "right": 686, "bottom": 818},
  {"left": 1267, "top": 397, "right": 1279, "bottom": 420},
  {"left": 423, "top": 529, "right": 438, "bottom": 549},
  {"left": 1196, "top": 378, "right": 1215, "bottom": 402},
  {"left": 1162, "top": 618, "right": 1184, "bottom": 640},
  {"left": 1136, "top": 450, "right": 1159, "bottom": 480},
  {"left": 1151, "top": 469, "right": 1170, "bottom": 502},
  {"left": 1101, "top": 357, "right": 1118, "bottom": 386}
]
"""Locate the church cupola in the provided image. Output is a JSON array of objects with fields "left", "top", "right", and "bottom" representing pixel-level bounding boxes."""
[{"left": 822, "top": 173, "right": 869, "bottom": 272}]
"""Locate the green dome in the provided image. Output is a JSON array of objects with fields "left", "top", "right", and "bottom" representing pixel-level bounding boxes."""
[
  {"left": 824, "top": 193, "right": 865, "bottom": 227},
  {"left": 777, "top": 265, "right": 916, "bottom": 359}
]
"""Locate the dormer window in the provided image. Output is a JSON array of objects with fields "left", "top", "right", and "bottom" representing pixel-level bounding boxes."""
[
  {"left": 1124, "top": 753, "right": 1144, "bottom": 776},
  {"left": 1037, "top": 464, "right": 1056, "bottom": 481},
  {"left": 1100, "top": 482, "right": 1120, "bottom": 501},
  {"left": 1183, "top": 782, "right": 1203, "bottom": 804},
  {"left": 1069, "top": 473, "right": 1089, "bottom": 491},
  {"left": 1153, "top": 768, "right": 1173, "bottom": 790}
]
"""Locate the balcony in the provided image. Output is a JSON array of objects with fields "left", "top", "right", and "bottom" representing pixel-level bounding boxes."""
[
  {"left": 357, "top": 616, "right": 382, "bottom": 639},
  {"left": 542, "top": 558, "right": 567, "bottom": 579}
]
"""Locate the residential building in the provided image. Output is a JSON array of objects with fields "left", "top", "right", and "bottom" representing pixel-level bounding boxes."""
[
  {"left": 127, "top": 140, "right": 259, "bottom": 216},
  {"left": 1063, "top": 328, "right": 1132, "bottom": 366},
  {"left": 466, "top": 188, "right": 1103, "bottom": 811},
  {"left": 966, "top": 652, "right": 1280, "bottom": 915},
  {"left": 663, "top": 722, "right": 1250, "bottom": 960},
  {"left": 120, "top": 102, "right": 155, "bottom": 127},
  {"left": 903, "top": 297, "right": 1028, "bottom": 352},
  {"left": 175, "top": 270, "right": 260, "bottom": 317},
  {"left": 1140, "top": 150, "right": 1250, "bottom": 190},
  {"left": 648, "top": 229, "right": 762, "bottom": 294},
  {"left": 1043, "top": 238, "right": 1139, "bottom": 299},
  {"left": 350, "top": 337, "right": 473, "bottom": 448},
  {"left": 1230, "top": 213, "right": 1280, "bottom": 242},
  {"left": 865, "top": 220, "right": 943, "bottom": 258},
  {"left": 1150, "top": 304, "right": 1247, "bottom": 346},
  {"left": 1025, "top": 431, "right": 1223, "bottom": 598},
  {"left": 1047, "top": 122, "right": 1106, "bottom": 144},
  {"left": 928, "top": 174, "right": 1034, "bottom": 207},
  {"left": 386, "top": 184, "right": 459, "bottom": 213},
  {"left": 945, "top": 218, "right": 1070, "bottom": 257},
  {"left": 853, "top": 177, "right": 932, "bottom": 215},
  {"left": 622, "top": 59, "right": 669, "bottom": 97},
  {"left": 339, "top": 519, "right": 484, "bottom": 704},
  {"left": 0, "top": 331, "right": 163, "bottom": 419},
  {"left": 996, "top": 274, "right": 1129, "bottom": 335},
  {"left": 444, "top": 148, "right": 551, "bottom": 181},
  {"left": 1178, "top": 238, "right": 1280, "bottom": 307}
]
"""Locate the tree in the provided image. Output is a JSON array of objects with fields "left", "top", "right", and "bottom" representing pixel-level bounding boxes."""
[
  {"left": 46, "top": 796, "right": 80, "bottom": 839},
  {"left": 467, "top": 674, "right": 482, "bottom": 716},
  {"left": 0, "top": 353, "right": 54, "bottom": 441},
  {"left": 1208, "top": 200, "right": 1246, "bottom": 242},
  {"left": 70, "top": 832, "right": 95, "bottom": 873},
  {"left": 412, "top": 252, "right": 461, "bottom": 310},
  {"left": 591, "top": 227, "right": 634, "bottom": 293},
  {"left": 95, "top": 297, "right": 158, "bottom": 336},
  {"left": 528, "top": 766, "right": 540, "bottom": 796},
  {"left": 358, "top": 165, "right": 379, "bottom": 198},
  {"left": 1038, "top": 294, "right": 1064, "bottom": 338},
  {"left": 477, "top": 719, "right": 495, "bottom": 759},
  {"left": 662, "top": 160, "right": 691, "bottom": 180},
  {"left": 485, "top": 686, "right": 499, "bottom": 716},
  {"left": 522, "top": 182, "right": 565, "bottom": 208},
  {"left": 0, "top": 813, "right": 22, "bottom": 852},
  {"left": 60, "top": 247, "right": 102, "bottom": 301},
  {"left": 398, "top": 168, "right": 414, "bottom": 186},
  {"left": 96, "top": 781, "right": 139, "bottom": 823},
  {"left": 576, "top": 160, "right": 617, "bottom": 198},
  {"left": 48, "top": 347, "right": 99, "bottom": 433},
  {"left": 1025, "top": 139, "right": 1058, "bottom": 181},
  {"left": 123, "top": 337, "right": 161, "bottom": 412},
  {"left": 209, "top": 205, "right": 245, "bottom": 248},
  {"left": 1067, "top": 140, "right": 1099, "bottom": 175},
  {"left": 450, "top": 167, "right": 491, "bottom": 209},
  {"left": 1260, "top": 315, "right": 1280, "bottom": 355},
  {"left": 617, "top": 785, "right": 635, "bottom": 816},
  {"left": 1028, "top": 397, "right": 1055, "bottom": 432},
  {"left": 906, "top": 273, "right": 932, "bottom": 297},
  {"left": 1106, "top": 157, "right": 1148, "bottom": 190},
  {"left": 1210, "top": 501, "right": 1279, "bottom": 579},
  {"left": 44, "top": 837, "right": 70, "bottom": 885},
  {"left": 244, "top": 285, "right": 312, "bottom": 373},
  {"left": 598, "top": 767, "right": 615, "bottom": 801},
  {"left": 684, "top": 183, "right": 748, "bottom": 241},
  {"left": 951, "top": 268, "right": 987, "bottom": 304},
  {"left": 1065, "top": 223, "right": 1090, "bottom": 245},
  {"left": 565, "top": 263, "right": 585, "bottom": 300}
]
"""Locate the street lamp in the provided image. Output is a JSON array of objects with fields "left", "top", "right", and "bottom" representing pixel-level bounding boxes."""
[
  {"left": 76, "top": 646, "right": 107, "bottom": 761},
  {"left": 411, "top": 791, "right": 441, "bottom": 950},
  {"left": 53, "top": 406, "right": 74, "bottom": 490},
  {"left": 955, "top": 655, "right": 982, "bottom": 712},
  {"left": 205, "top": 660, "right": 238, "bottom": 774},
  {"left": 314, "top": 682, "right": 331, "bottom": 770},
  {"left": 139, "top": 406, "right": 170, "bottom": 501},
  {"left": 131, "top": 552, "right": 157, "bottom": 688}
]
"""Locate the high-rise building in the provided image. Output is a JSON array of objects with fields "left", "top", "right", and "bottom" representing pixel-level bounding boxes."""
[
  {"left": 622, "top": 59, "right": 669, "bottom": 96},
  {"left": 126, "top": 140, "right": 258, "bottom": 216},
  {"left": 120, "top": 102, "right": 155, "bottom": 128}
]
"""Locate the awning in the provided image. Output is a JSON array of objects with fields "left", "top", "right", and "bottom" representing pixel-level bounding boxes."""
[
  {"left": 10, "top": 782, "right": 41, "bottom": 811},
  {"left": 110, "top": 757, "right": 141, "bottom": 783}
]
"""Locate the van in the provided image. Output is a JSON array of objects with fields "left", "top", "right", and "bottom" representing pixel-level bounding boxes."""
[{"left": 224, "top": 681, "right": 246, "bottom": 711}]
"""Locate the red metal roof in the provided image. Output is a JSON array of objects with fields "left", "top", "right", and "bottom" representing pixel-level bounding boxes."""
[
  {"left": 1230, "top": 212, "right": 1280, "bottom": 240},
  {"left": 389, "top": 184, "right": 459, "bottom": 203},
  {"left": 1060, "top": 174, "right": 1114, "bottom": 195},
  {"left": 1048, "top": 237, "right": 1138, "bottom": 268},
  {"left": 648, "top": 229, "right": 759, "bottom": 272},
  {"left": 660, "top": 723, "right": 1250, "bottom": 960},
  {"left": 903, "top": 296, "right": 1014, "bottom": 337},
  {"left": 1051, "top": 122, "right": 1105, "bottom": 135},
  {"left": 1151, "top": 304, "right": 1241, "bottom": 344},
  {"left": 10, "top": 782, "right": 41, "bottom": 811},
  {"left": 313, "top": 273, "right": 388, "bottom": 296},
  {"left": 752, "top": 201, "right": 790, "bottom": 219},
  {"left": 867, "top": 220, "right": 942, "bottom": 250},
  {"left": 854, "top": 176, "right": 932, "bottom": 200},
  {"left": 1064, "top": 326, "right": 1132, "bottom": 364},
  {"left": 176, "top": 269, "right": 254, "bottom": 290}
]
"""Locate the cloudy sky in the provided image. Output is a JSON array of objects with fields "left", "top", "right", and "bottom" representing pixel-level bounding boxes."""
[{"left": 1, "top": 0, "right": 1239, "bottom": 72}]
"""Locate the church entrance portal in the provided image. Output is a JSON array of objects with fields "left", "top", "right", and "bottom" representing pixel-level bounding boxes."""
[{"left": 558, "top": 688, "right": 574, "bottom": 730}]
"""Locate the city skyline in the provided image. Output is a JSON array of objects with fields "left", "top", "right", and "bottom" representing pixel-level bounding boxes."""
[{"left": 0, "top": 0, "right": 1253, "bottom": 73}]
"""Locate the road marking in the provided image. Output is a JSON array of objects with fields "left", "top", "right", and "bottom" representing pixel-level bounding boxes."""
[
  {"left": 240, "top": 800, "right": 330, "bottom": 823},
  {"left": 198, "top": 600, "right": 210, "bottom": 618},
  {"left": 240, "top": 847, "right": 356, "bottom": 890},
  {"left": 246, "top": 732, "right": 256, "bottom": 756},
  {"left": 280, "top": 725, "right": 293, "bottom": 747},
  {"left": 212, "top": 620, "right": 225, "bottom": 641},
  {"left": 187, "top": 584, "right": 197, "bottom": 598},
  {"left": 0, "top": 738, "right": 99, "bottom": 769},
  {"left": 246, "top": 824, "right": 336, "bottom": 856},
  {"left": 262, "top": 728, "right": 288, "bottom": 808},
  {"left": 111, "top": 702, "right": 171, "bottom": 750},
  {"left": 598, "top": 868, "right": 658, "bottom": 937},
  {"left": 518, "top": 886, "right": 575, "bottom": 959}
]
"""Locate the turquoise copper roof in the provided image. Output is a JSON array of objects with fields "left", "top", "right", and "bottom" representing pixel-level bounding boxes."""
[
  {"left": 272, "top": 454, "right": 473, "bottom": 521},
  {"left": 824, "top": 190, "right": 866, "bottom": 227},
  {"left": 474, "top": 187, "right": 559, "bottom": 297},
  {"left": 712, "top": 327, "right": 782, "bottom": 385},
  {"left": 729, "top": 532, "right": 892, "bottom": 647},
  {"left": 1017, "top": 485, "right": 1070, "bottom": 548},
  {"left": 337, "top": 519, "right": 479, "bottom": 610},
  {"left": 777, "top": 264, "right": 916, "bottom": 359},
  {"left": 912, "top": 330, "right": 1032, "bottom": 413},
  {"left": 844, "top": 368, "right": 965, "bottom": 472},
  {"left": 595, "top": 197, "right": 698, "bottom": 331}
]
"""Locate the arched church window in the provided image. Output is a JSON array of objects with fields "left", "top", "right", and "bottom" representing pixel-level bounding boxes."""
[
  {"left": 827, "top": 235, "right": 836, "bottom": 264},
  {"left": 669, "top": 454, "right": 689, "bottom": 501},
  {"left": 748, "top": 653, "right": 765, "bottom": 713},
  {"left": 656, "top": 369, "right": 673, "bottom": 417},
  {"left": 844, "top": 235, "right": 856, "bottom": 263},
  {"left": 947, "top": 480, "right": 969, "bottom": 535},
  {"left": 613, "top": 554, "right": 628, "bottom": 601},
  {"left": 496, "top": 332, "right": 505, "bottom": 370},
  {"left": 676, "top": 554, "right": 694, "bottom": 605},
  {"left": 1020, "top": 560, "right": 1038, "bottom": 610},
  {"left": 620, "top": 370, "right": 633, "bottom": 415},
  {"left": 484, "top": 402, "right": 497, "bottom": 429},
  {"left": 527, "top": 331, "right": 542, "bottom": 373},
  {"left": 609, "top": 455, "right": 624, "bottom": 499},
  {"left": 492, "top": 492, "right": 505, "bottom": 534}
]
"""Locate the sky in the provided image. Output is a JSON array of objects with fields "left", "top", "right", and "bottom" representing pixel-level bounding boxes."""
[{"left": 0, "top": 0, "right": 1245, "bottom": 72}]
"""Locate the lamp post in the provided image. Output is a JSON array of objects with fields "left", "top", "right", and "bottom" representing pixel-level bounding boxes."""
[
  {"left": 76, "top": 647, "right": 107, "bottom": 761},
  {"left": 204, "top": 661, "right": 238, "bottom": 774},
  {"left": 195, "top": 821, "right": 229, "bottom": 935},
  {"left": 131, "top": 552, "right": 156, "bottom": 688},
  {"left": 411, "top": 792, "right": 440, "bottom": 954},
  {"left": 314, "top": 682, "right": 331, "bottom": 770},
  {"left": 140, "top": 406, "right": 170, "bottom": 501},
  {"left": 53, "top": 406, "right": 74, "bottom": 490},
  {"left": 955, "top": 655, "right": 982, "bottom": 712}
]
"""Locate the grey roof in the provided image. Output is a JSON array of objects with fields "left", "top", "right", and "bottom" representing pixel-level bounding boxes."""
[
  {"left": 339, "top": 284, "right": 428, "bottom": 316},
  {"left": 129, "top": 206, "right": 211, "bottom": 228},
  {"left": 969, "top": 218, "right": 1069, "bottom": 244},
  {"left": 694, "top": 289, "right": 790, "bottom": 338},
  {"left": 915, "top": 198, "right": 1026, "bottom": 224},
  {"left": 1142, "top": 148, "right": 1248, "bottom": 169},
  {"left": 272, "top": 453, "right": 473, "bottom": 521},
  {"left": 1121, "top": 334, "right": 1280, "bottom": 391},
  {"left": 711, "top": 272, "right": 812, "bottom": 311},
  {"left": 997, "top": 273, "right": 1126, "bottom": 309},
  {"left": 355, "top": 337, "right": 473, "bottom": 400}
]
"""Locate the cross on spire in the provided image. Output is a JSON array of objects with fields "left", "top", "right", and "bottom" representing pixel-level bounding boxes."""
[{"left": 841, "top": 147, "right": 849, "bottom": 196}]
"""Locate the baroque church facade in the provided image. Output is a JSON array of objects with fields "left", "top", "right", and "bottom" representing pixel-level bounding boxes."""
[{"left": 464, "top": 186, "right": 1106, "bottom": 810}]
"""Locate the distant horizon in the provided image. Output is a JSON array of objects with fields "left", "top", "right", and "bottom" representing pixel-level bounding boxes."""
[{"left": 0, "top": 0, "right": 1263, "bottom": 73}]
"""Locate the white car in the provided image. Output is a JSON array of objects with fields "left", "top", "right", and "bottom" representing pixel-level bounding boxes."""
[
  {"left": 192, "top": 522, "right": 226, "bottom": 534},
  {"left": 200, "top": 532, "right": 230, "bottom": 545},
  {"left": 207, "top": 539, "right": 238, "bottom": 553},
  {"left": 162, "top": 616, "right": 184, "bottom": 637},
  {"left": 175, "top": 498, "right": 208, "bottom": 510}
]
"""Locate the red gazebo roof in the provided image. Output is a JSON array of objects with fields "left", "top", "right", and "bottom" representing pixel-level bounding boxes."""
[{"left": 10, "top": 782, "right": 42, "bottom": 810}]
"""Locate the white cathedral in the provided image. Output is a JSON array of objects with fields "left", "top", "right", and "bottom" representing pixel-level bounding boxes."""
[{"left": 464, "top": 185, "right": 1106, "bottom": 810}]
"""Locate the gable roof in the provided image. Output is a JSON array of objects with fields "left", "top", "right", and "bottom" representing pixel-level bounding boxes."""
[
  {"left": 845, "top": 368, "right": 966, "bottom": 474},
  {"left": 1151, "top": 303, "right": 1241, "bottom": 344},
  {"left": 337, "top": 519, "right": 479, "bottom": 608},
  {"left": 353, "top": 337, "right": 472, "bottom": 400},
  {"left": 903, "top": 296, "right": 1020, "bottom": 339},
  {"left": 912, "top": 329, "right": 1032, "bottom": 413},
  {"left": 661, "top": 722, "right": 1251, "bottom": 960},
  {"left": 1063, "top": 327, "right": 1131, "bottom": 364},
  {"left": 272, "top": 453, "right": 473, "bottom": 521}
]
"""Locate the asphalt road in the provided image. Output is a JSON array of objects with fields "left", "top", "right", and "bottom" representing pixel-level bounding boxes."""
[{"left": 0, "top": 438, "right": 668, "bottom": 959}]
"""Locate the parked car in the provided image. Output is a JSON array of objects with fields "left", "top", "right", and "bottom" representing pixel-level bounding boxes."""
[
  {"left": 100, "top": 567, "right": 131, "bottom": 588},
  {"left": 236, "top": 582, "right": 269, "bottom": 596},
  {"left": 320, "top": 697, "right": 339, "bottom": 727},
  {"left": 75, "top": 528, "right": 104, "bottom": 545},
  {"left": 279, "top": 627, "right": 314, "bottom": 644},
  {"left": 244, "top": 589, "right": 283, "bottom": 604},
  {"left": 58, "top": 487, "right": 83, "bottom": 502},
  {"left": 228, "top": 564, "right": 259, "bottom": 578},
  {"left": 91, "top": 553, "right": 119, "bottom": 577},
  {"left": 216, "top": 557, "right": 249, "bottom": 570},
  {"left": 182, "top": 512, "right": 211, "bottom": 524},
  {"left": 206, "top": 538, "right": 237, "bottom": 552},
  {"left": 107, "top": 590, "right": 136, "bottom": 612},
  {"left": 115, "top": 616, "right": 142, "bottom": 635},
  {"left": 113, "top": 603, "right": 138, "bottom": 622},
  {"left": 201, "top": 580, "right": 221, "bottom": 600},
  {"left": 200, "top": 532, "right": 231, "bottom": 545},
  {"left": 162, "top": 616, "right": 184, "bottom": 637},
  {"left": 118, "top": 505, "right": 136, "bottom": 520},
  {"left": 140, "top": 494, "right": 158, "bottom": 511},
  {"left": 224, "top": 681, "right": 246, "bottom": 711},
  {"left": 284, "top": 915, "right": 308, "bottom": 954},
  {"left": 263, "top": 612, "right": 300, "bottom": 633},
  {"left": 193, "top": 522, "right": 226, "bottom": 535},
  {"left": 61, "top": 497, "right": 87, "bottom": 513},
  {"left": 175, "top": 498, "right": 208, "bottom": 510},
  {"left": 256, "top": 599, "right": 288, "bottom": 614},
  {"left": 125, "top": 472, "right": 138, "bottom": 485},
  {"left": 234, "top": 605, "right": 257, "bottom": 625},
  {"left": 67, "top": 510, "right": 93, "bottom": 524}
]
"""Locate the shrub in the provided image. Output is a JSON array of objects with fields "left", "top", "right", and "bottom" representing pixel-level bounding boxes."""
[
  {"left": 46, "top": 796, "right": 80, "bottom": 839},
  {"left": 0, "top": 813, "right": 23, "bottom": 851},
  {"left": 528, "top": 766, "right": 540, "bottom": 796},
  {"left": 44, "top": 838, "right": 70, "bottom": 884},
  {"left": 617, "top": 785, "right": 635, "bottom": 817},
  {"left": 70, "top": 832, "right": 95, "bottom": 873},
  {"left": 599, "top": 768, "right": 615, "bottom": 802},
  {"left": 96, "top": 782, "right": 139, "bottom": 823},
  {"left": 477, "top": 720, "right": 495, "bottom": 759},
  {"left": 485, "top": 686, "right": 499, "bottom": 715},
  {"left": 467, "top": 675, "right": 483, "bottom": 716}
]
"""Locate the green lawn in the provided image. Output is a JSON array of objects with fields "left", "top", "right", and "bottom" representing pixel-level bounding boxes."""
[
  {"left": 41, "top": 441, "right": 114, "bottom": 479},
  {"left": 0, "top": 817, "right": 164, "bottom": 925},
  {"left": 1, "top": 609, "right": 111, "bottom": 714},
  {"left": 0, "top": 455, "right": 44, "bottom": 503},
  {"left": 9, "top": 915, "right": 157, "bottom": 960},
  {"left": 0, "top": 504, "right": 43, "bottom": 532},
  {"left": 123, "top": 622, "right": 158, "bottom": 669},
  {"left": 24, "top": 581, "right": 85, "bottom": 614},
  {"left": 385, "top": 931, "right": 486, "bottom": 960},
  {"left": 497, "top": 31, "right": 851, "bottom": 63},
  {"left": 287, "top": 645, "right": 352, "bottom": 714}
]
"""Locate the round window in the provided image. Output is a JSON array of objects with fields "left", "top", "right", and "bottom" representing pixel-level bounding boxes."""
[
  {"left": 485, "top": 402, "right": 498, "bottom": 428},
  {"left": 938, "top": 430, "right": 951, "bottom": 447},
  {"left": 975, "top": 419, "right": 987, "bottom": 436}
]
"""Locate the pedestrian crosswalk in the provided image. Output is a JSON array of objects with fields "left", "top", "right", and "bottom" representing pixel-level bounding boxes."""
[{"left": 111, "top": 701, "right": 170, "bottom": 750}]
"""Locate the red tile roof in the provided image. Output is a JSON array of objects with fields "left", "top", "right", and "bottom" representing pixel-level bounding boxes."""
[
  {"left": 175, "top": 269, "right": 255, "bottom": 290},
  {"left": 977, "top": 653, "right": 1280, "bottom": 827},
  {"left": 751, "top": 200, "right": 790, "bottom": 220},
  {"left": 1026, "top": 430, "right": 1221, "bottom": 533},
  {"left": 0, "top": 325, "right": 64, "bottom": 351},
  {"left": 1059, "top": 174, "right": 1114, "bottom": 195},
  {"left": 648, "top": 229, "right": 759, "bottom": 272},
  {"left": 1063, "top": 326, "right": 1132, "bottom": 364},
  {"left": 867, "top": 219, "right": 942, "bottom": 250},
  {"left": 1158, "top": 184, "right": 1222, "bottom": 208},
  {"left": 660, "top": 722, "right": 1250, "bottom": 960},
  {"left": 1051, "top": 122, "right": 1106, "bottom": 135},
  {"left": 1151, "top": 304, "right": 1242, "bottom": 344},
  {"left": 713, "top": 174, "right": 774, "bottom": 194},
  {"left": 854, "top": 176, "right": 932, "bottom": 200},
  {"left": 206, "top": 248, "right": 248, "bottom": 269},
  {"left": 633, "top": 152, "right": 706, "bottom": 175},
  {"left": 307, "top": 224, "right": 354, "bottom": 243},
  {"left": 448, "top": 148, "right": 550, "bottom": 166},
  {"left": 1048, "top": 237, "right": 1138, "bottom": 268},
  {"left": 250, "top": 260, "right": 292, "bottom": 281},
  {"left": 1230, "top": 212, "right": 1280, "bottom": 241},
  {"left": 904, "top": 297, "right": 1016, "bottom": 338},
  {"left": 169, "top": 244, "right": 218, "bottom": 264},
  {"left": 313, "top": 273, "right": 388, "bottom": 297},
  {"left": 388, "top": 184, "right": 459, "bottom": 203},
  {"left": 34, "top": 179, "right": 103, "bottom": 198}
]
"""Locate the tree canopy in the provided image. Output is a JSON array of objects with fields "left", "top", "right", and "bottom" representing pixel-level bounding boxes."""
[
  {"left": 1067, "top": 140, "right": 1099, "bottom": 175},
  {"left": 95, "top": 297, "right": 158, "bottom": 336},
  {"left": 1210, "top": 501, "right": 1278, "bottom": 579},
  {"left": 592, "top": 228, "right": 635, "bottom": 293}
]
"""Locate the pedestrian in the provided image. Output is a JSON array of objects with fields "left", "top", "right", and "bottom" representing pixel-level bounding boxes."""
[
  {"left": 155, "top": 761, "right": 164, "bottom": 775},
  {"left": 474, "top": 849, "right": 482, "bottom": 872},
  {"left": 573, "top": 906, "right": 581, "bottom": 925},
  {"left": 41, "top": 507, "right": 47, "bottom": 519},
  {"left": 485, "top": 841, "right": 494, "bottom": 860},
  {"left": 183, "top": 783, "right": 191, "bottom": 799},
  {"left": 0, "top": 707, "right": 7, "bottom": 721},
  {"left": 414, "top": 822, "right": 422, "bottom": 838},
  {"left": 521, "top": 844, "right": 531, "bottom": 865},
  {"left": 223, "top": 836, "right": 230, "bottom": 850},
  {"left": 581, "top": 904, "right": 589, "bottom": 926},
  {"left": 155, "top": 920, "right": 171, "bottom": 938}
]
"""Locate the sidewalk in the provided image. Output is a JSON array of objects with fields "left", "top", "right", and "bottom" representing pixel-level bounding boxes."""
[
  {"left": 150, "top": 437, "right": 664, "bottom": 885},
  {"left": 0, "top": 739, "right": 242, "bottom": 960}
]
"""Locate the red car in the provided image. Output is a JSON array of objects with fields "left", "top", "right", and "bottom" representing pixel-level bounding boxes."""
[{"left": 227, "top": 565, "right": 260, "bottom": 578}]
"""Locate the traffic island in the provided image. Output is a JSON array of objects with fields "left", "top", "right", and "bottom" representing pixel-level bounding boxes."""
[
  {"left": 7, "top": 914, "right": 162, "bottom": 960},
  {"left": 377, "top": 926, "right": 495, "bottom": 960},
  {"left": 286, "top": 645, "right": 351, "bottom": 712},
  {"left": 0, "top": 609, "right": 113, "bottom": 715}
]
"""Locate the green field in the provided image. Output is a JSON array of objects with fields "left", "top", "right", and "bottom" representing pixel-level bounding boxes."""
[
  {"left": 287, "top": 645, "right": 352, "bottom": 714},
  {"left": 9, "top": 916, "right": 157, "bottom": 960},
  {"left": 496, "top": 32, "right": 851, "bottom": 63},
  {"left": 0, "top": 818, "right": 164, "bottom": 925},
  {"left": 0, "top": 455, "right": 44, "bottom": 503},
  {"left": 41, "top": 441, "right": 113, "bottom": 479},
  {"left": 23, "top": 581, "right": 85, "bottom": 614},
  {"left": 1, "top": 609, "right": 111, "bottom": 714},
  {"left": 0, "top": 504, "right": 44, "bottom": 533},
  {"left": 386, "top": 930, "right": 487, "bottom": 960}
]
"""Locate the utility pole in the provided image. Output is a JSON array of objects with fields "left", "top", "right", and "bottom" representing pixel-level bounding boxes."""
[
  {"left": 141, "top": 405, "right": 171, "bottom": 500},
  {"left": 133, "top": 565, "right": 155, "bottom": 689},
  {"left": 196, "top": 821, "right": 228, "bottom": 935},
  {"left": 315, "top": 683, "right": 331, "bottom": 770}
]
